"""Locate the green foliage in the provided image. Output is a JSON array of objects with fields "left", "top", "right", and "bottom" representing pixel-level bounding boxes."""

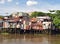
[
  {"left": 0, "top": 16, "right": 3, "bottom": 18},
  {"left": 30, "top": 11, "right": 45, "bottom": 17},
  {"left": 53, "top": 17, "right": 60, "bottom": 26}
]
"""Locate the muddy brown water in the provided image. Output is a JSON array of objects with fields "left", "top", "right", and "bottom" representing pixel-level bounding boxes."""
[{"left": 0, "top": 34, "right": 60, "bottom": 44}]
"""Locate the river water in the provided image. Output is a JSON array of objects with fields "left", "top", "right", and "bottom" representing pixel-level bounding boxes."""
[{"left": 0, "top": 34, "right": 60, "bottom": 44}]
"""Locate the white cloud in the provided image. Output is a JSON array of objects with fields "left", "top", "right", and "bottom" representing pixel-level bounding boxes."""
[
  {"left": 0, "top": 0, "right": 5, "bottom": 4},
  {"left": 7, "top": 0, "right": 12, "bottom": 2},
  {"left": 16, "top": 2, "right": 19, "bottom": 5},
  {"left": 0, "top": 0, "right": 12, "bottom": 4},
  {"left": 26, "top": 0, "right": 38, "bottom": 6}
]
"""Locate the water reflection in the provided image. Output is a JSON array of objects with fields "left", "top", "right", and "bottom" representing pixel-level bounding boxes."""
[{"left": 0, "top": 34, "right": 60, "bottom": 44}]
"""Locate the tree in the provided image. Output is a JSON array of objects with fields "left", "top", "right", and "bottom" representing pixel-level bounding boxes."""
[
  {"left": 30, "top": 11, "right": 46, "bottom": 17},
  {"left": 49, "top": 10, "right": 60, "bottom": 29},
  {"left": 0, "top": 16, "right": 3, "bottom": 19}
]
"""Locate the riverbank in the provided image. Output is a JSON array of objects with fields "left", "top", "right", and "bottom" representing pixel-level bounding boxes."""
[{"left": 0, "top": 28, "right": 60, "bottom": 35}]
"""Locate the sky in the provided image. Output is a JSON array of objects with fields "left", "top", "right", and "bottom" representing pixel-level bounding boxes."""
[{"left": 0, "top": 0, "right": 60, "bottom": 15}]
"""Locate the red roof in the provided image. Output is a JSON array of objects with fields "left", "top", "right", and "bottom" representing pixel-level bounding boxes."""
[{"left": 31, "top": 17, "right": 37, "bottom": 22}]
